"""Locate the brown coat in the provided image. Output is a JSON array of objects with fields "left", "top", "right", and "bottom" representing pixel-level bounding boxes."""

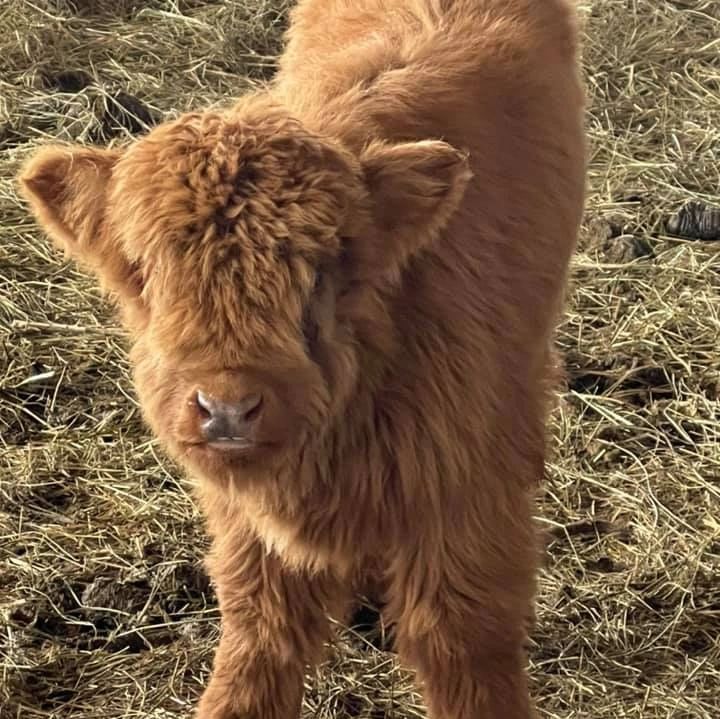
[{"left": 19, "top": 1, "right": 586, "bottom": 717}]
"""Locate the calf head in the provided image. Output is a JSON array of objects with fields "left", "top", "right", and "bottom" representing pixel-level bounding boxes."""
[{"left": 19, "top": 96, "right": 471, "bottom": 481}]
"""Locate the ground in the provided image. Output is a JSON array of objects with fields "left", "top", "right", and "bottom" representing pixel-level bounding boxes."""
[{"left": 1, "top": 1, "right": 719, "bottom": 718}]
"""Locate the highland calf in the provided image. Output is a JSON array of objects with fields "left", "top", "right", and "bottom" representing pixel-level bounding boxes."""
[{"left": 19, "top": 1, "right": 586, "bottom": 717}]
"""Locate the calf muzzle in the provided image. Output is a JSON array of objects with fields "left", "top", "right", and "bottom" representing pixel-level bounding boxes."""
[{"left": 195, "top": 390, "right": 264, "bottom": 449}]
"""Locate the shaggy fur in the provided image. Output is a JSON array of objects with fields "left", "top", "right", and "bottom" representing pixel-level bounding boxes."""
[{"left": 18, "top": 1, "right": 586, "bottom": 717}]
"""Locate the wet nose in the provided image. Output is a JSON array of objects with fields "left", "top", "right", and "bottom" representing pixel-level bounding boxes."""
[{"left": 196, "top": 391, "right": 263, "bottom": 444}]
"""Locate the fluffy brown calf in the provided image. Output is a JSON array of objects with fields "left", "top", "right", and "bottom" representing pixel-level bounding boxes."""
[{"left": 19, "top": 1, "right": 586, "bottom": 717}]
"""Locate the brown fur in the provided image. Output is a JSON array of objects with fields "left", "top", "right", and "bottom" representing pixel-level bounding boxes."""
[{"left": 18, "top": 1, "right": 586, "bottom": 717}]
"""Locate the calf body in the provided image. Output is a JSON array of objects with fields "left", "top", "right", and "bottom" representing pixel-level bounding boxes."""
[{"left": 19, "top": 1, "right": 586, "bottom": 718}]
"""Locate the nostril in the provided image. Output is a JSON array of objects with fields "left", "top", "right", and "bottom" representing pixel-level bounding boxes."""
[
  {"left": 241, "top": 394, "right": 263, "bottom": 423},
  {"left": 196, "top": 390, "right": 214, "bottom": 420}
]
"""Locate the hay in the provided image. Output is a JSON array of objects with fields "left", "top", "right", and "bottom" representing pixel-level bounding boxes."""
[{"left": 1, "top": 1, "right": 719, "bottom": 717}]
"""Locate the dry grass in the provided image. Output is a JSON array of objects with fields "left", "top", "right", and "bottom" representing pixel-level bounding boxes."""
[{"left": 1, "top": 1, "right": 719, "bottom": 717}]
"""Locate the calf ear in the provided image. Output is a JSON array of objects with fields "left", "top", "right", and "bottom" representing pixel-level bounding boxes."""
[
  {"left": 18, "top": 145, "right": 140, "bottom": 300},
  {"left": 355, "top": 139, "right": 472, "bottom": 273}
]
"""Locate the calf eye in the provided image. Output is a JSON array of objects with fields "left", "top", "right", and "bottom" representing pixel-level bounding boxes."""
[
  {"left": 128, "top": 260, "right": 145, "bottom": 295},
  {"left": 302, "top": 274, "right": 322, "bottom": 352},
  {"left": 302, "top": 308, "right": 319, "bottom": 349}
]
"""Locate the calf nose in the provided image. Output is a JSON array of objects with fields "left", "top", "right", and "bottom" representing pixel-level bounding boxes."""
[{"left": 196, "top": 391, "right": 263, "bottom": 444}]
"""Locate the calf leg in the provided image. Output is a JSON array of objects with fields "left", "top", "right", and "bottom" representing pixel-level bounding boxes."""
[
  {"left": 388, "top": 496, "right": 539, "bottom": 719},
  {"left": 196, "top": 526, "right": 348, "bottom": 719}
]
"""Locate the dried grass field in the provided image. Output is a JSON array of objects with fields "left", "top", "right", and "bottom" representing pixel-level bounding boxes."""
[{"left": 1, "top": 1, "right": 719, "bottom": 718}]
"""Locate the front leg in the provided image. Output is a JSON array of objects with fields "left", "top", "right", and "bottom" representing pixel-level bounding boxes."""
[
  {"left": 387, "top": 491, "right": 539, "bottom": 719},
  {"left": 196, "top": 525, "right": 348, "bottom": 719}
]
